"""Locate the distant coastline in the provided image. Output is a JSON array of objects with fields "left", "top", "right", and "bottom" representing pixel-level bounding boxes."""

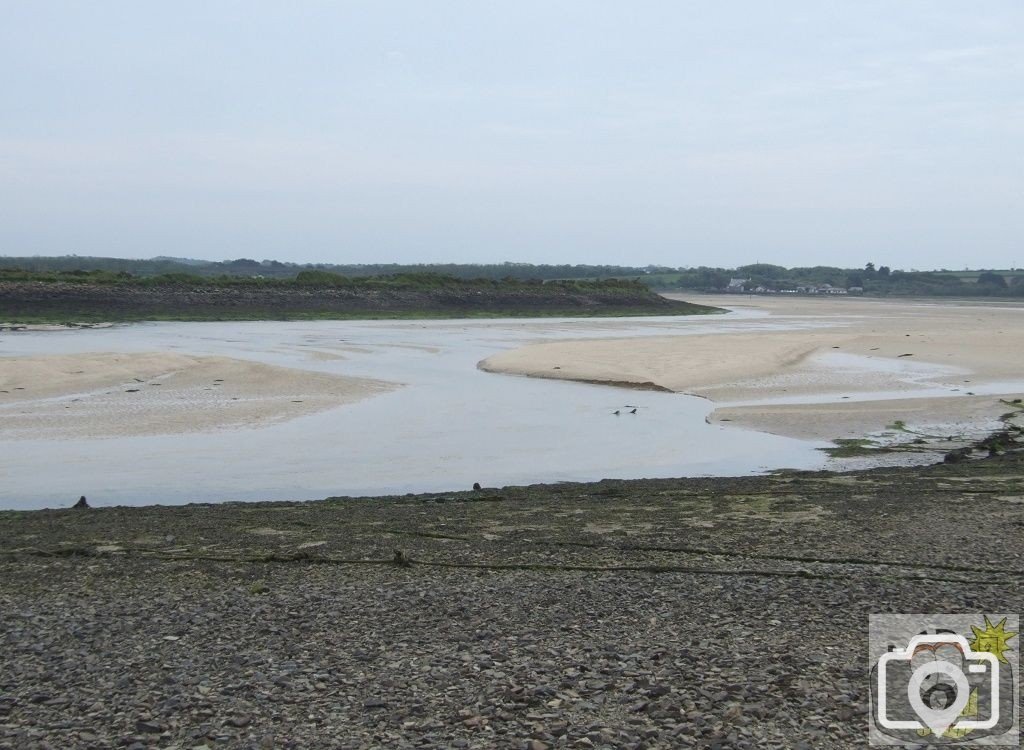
[{"left": 2, "top": 256, "right": 1022, "bottom": 300}]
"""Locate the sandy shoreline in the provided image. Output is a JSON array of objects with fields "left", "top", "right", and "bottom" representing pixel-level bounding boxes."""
[
  {"left": 481, "top": 296, "right": 1024, "bottom": 441},
  {"left": 0, "top": 352, "right": 396, "bottom": 439},
  {"left": 6, "top": 296, "right": 1020, "bottom": 445}
]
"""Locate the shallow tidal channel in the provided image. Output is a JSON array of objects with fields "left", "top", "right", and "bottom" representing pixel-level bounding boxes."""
[{"left": 0, "top": 315, "right": 828, "bottom": 509}]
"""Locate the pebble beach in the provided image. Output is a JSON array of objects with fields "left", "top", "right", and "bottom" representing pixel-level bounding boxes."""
[{"left": 2, "top": 448, "right": 1022, "bottom": 749}]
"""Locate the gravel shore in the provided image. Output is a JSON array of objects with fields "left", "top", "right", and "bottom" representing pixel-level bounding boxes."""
[{"left": 2, "top": 451, "right": 1022, "bottom": 749}]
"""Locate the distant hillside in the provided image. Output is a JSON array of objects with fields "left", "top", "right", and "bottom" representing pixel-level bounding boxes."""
[
  {"left": 0, "top": 270, "right": 720, "bottom": 323},
  {"left": 151, "top": 255, "right": 210, "bottom": 267}
]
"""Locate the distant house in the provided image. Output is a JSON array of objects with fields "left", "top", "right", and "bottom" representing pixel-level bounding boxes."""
[{"left": 726, "top": 278, "right": 749, "bottom": 292}]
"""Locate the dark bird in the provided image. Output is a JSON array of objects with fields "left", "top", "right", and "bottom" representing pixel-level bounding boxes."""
[
  {"left": 630, "top": 408, "right": 637, "bottom": 414},
  {"left": 612, "top": 410, "right": 620, "bottom": 416},
  {"left": 73, "top": 496, "right": 89, "bottom": 509},
  {"left": 472, "top": 482, "right": 482, "bottom": 491}
]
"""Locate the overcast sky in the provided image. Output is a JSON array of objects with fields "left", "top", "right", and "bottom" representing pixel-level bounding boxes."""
[{"left": 1, "top": 2, "right": 1022, "bottom": 269}]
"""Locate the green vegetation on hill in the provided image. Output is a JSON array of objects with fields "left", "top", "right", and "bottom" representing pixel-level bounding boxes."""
[
  {"left": 0, "top": 267, "right": 668, "bottom": 294},
  {"left": 1, "top": 256, "right": 1021, "bottom": 298},
  {"left": 0, "top": 269, "right": 719, "bottom": 323}
]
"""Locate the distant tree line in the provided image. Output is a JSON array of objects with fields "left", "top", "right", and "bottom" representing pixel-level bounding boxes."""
[
  {"left": 0, "top": 256, "right": 1020, "bottom": 297},
  {"left": 654, "top": 263, "right": 1024, "bottom": 297},
  {"left": 0, "top": 265, "right": 648, "bottom": 293},
  {"left": 0, "top": 255, "right": 649, "bottom": 282}
]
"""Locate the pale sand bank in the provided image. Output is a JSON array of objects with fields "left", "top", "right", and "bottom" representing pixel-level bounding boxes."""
[
  {"left": 0, "top": 352, "right": 396, "bottom": 438},
  {"left": 713, "top": 396, "right": 1014, "bottom": 441},
  {"left": 480, "top": 296, "right": 1024, "bottom": 440}
]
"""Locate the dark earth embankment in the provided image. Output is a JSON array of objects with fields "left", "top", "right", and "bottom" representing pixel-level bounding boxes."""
[
  {"left": 1, "top": 450, "right": 1021, "bottom": 749},
  {"left": 0, "top": 278, "right": 719, "bottom": 323}
]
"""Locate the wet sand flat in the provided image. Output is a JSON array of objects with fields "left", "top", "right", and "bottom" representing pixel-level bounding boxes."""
[
  {"left": 0, "top": 352, "right": 395, "bottom": 439},
  {"left": 480, "top": 296, "right": 1024, "bottom": 439},
  {"left": 2, "top": 304, "right": 1021, "bottom": 507}
]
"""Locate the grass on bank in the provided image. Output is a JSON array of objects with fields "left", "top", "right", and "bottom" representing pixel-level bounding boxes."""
[
  {"left": 0, "top": 304, "right": 723, "bottom": 325},
  {"left": 0, "top": 269, "right": 724, "bottom": 323}
]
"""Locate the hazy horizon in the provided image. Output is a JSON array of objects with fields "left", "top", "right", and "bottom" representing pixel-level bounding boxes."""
[
  {"left": 2, "top": 252, "right": 1015, "bottom": 274},
  {"left": 2, "top": 2, "right": 1022, "bottom": 269}
]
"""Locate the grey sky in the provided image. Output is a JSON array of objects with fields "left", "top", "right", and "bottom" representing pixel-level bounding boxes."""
[{"left": 1, "top": 2, "right": 1021, "bottom": 269}]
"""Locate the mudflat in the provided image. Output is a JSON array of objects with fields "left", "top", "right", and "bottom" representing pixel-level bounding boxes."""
[
  {"left": 481, "top": 295, "right": 1024, "bottom": 440},
  {"left": 1, "top": 450, "right": 1021, "bottom": 748}
]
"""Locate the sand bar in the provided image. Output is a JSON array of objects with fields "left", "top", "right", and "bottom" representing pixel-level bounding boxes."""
[
  {"left": 481, "top": 296, "right": 1024, "bottom": 440},
  {"left": 0, "top": 352, "right": 396, "bottom": 439}
]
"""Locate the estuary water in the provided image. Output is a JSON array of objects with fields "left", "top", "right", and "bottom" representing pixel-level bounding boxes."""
[{"left": 0, "top": 313, "right": 830, "bottom": 509}]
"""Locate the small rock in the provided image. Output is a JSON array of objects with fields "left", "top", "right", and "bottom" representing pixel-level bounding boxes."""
[{"left": 392, "top": 550, "right": 411, "bottom": 567}]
